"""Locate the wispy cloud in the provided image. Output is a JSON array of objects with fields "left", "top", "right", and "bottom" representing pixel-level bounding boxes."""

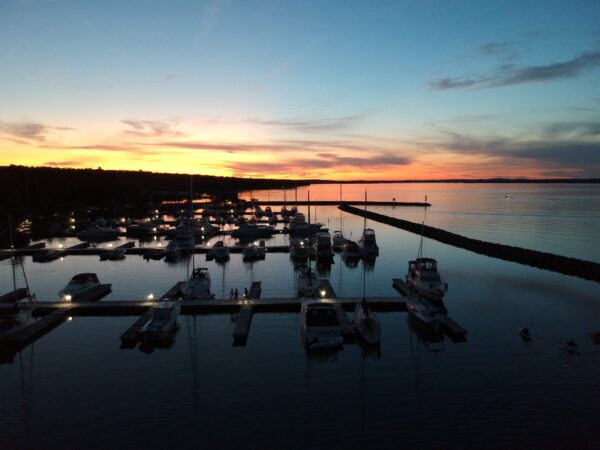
[
  {"left": 44, "top": 160, "right": 85, "bottom": 167},
  {"left": 429, "top": 50, "right": 600, "bottom": 90},
  {"left": 0, "top": 120, "right": 73, "bottom": 142},
  {"left": 477, "top": 40, "right": 522, "bottom": 61},
  {"left": 198, "top": 0, "right": 230, "bottom": 40},
  {"left": 121, "top": 118, "right": 180, "bottom": 136},
  {"left": 245, "top": 110, "right": 381, "bottom": 133}
]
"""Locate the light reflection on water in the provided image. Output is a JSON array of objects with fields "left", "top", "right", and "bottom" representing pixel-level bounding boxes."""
[{"left": 1, "top": 183, "right": 599, "bottom": 449}]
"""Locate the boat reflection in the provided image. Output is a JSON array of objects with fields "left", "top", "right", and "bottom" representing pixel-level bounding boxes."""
[
  {"left": 138, "top": 324, "right": 180, "bottom": 353},
  {"left": 407, "top": 316, "right": 445, "bottom": 353}
]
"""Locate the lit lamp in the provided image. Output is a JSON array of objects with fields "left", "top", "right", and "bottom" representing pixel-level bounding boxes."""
[{"left": 320, "top": 290, "right": 326, "bottom": 298}]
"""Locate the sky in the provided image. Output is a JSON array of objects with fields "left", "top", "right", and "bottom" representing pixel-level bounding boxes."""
[{"left": 1, "top": 0, "right": 599, "bottom": 180}]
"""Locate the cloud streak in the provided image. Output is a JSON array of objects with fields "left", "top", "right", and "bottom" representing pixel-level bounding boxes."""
[{"left": 429, "top": 51, "right": 600, "bottom": 90}]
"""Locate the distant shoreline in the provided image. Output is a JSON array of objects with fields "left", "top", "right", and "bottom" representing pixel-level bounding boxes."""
[{"left": 308, "top": 178, "right": 600, "bottom": 184}]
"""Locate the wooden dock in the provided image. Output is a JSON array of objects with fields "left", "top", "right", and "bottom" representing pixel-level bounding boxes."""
[
  {"left": 232, "top": 305, "right": 253, "bottom": 346},
  {"left": 0, "top": 288, "right": 29, "bottom": 304},
  {"left": 0, "top": 307, "right": 73, "bottom": 348},
  {"left": 247, "top": 281, "right": 262, "bottom": 300}
]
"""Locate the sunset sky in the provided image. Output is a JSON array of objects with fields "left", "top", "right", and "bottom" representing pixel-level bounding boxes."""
[{"left": 1, "top": 0, "right": 599, "bottom": 180}]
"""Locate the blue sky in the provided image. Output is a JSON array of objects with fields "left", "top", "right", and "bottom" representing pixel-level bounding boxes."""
[{"left": 1, "top": 0, "right": 599, "bottom": 179}]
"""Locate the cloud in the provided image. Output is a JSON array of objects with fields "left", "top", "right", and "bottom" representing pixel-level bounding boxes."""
[
  {"left": 429, "top": 51, "right": 600, "bottom": 90},
  {"left": 198, "top": 0, "right": 230, "bottom": 40},
  {"left": 0, "top": 120, "right": 73, "bottom": 142},
  {"left": 44, "top": 160, "right": 85, "bottom": 167},
  {"left": 478, "top": 41, "right": 522, "bottom": 61},
  {"left": 121, "top": 119, "right": 180, "bottom": 136},
  {"left": 245, "top": 110, "right": 381, "bottom": 133},
  {"left": 160, "top": 73, "right": 177, "bottom": 82}
]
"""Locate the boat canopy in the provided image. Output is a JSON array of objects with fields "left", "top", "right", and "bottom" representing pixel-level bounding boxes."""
[
  {"left": 409, "top": 258, "right": 438, "bottom": 271},
  {"left": 305, "top": 305, "right": 339, "bottom": 327},
  {"left": 70, "top": 273, "right": 99, "bottom": 283}
]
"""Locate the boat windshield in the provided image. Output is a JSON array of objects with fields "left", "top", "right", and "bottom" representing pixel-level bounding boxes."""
[{"left": 306, "top": 307, "right": 339, "bottom": 327}]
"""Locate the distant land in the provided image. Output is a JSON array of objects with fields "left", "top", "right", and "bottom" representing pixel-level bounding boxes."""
[{"left": 0, "top": 165, "right": 598, "bottom": 216}]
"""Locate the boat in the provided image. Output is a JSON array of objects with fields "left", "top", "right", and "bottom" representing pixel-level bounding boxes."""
[
  {"left": 140, "top": 300, "right": 180, "bottom": 342},
  {"left": 182, "top": 267, "right": 213, "bottom": 299},
  {"left": 100, "top": 248, "right": 126, "bottom": 261},
  {"left": 301, "top": 300, "right": 344, "bottom": 351},
  {"left": 59, "top": 273, "right": 100, "bottom": 300},
  {"left": 406, "top": 258, "right": 448, "bottom": 302},
  {"left": 195, "top": 218, "right": 220, "bottom": 236},
  {"left": 297, "top": 266, "right": 320, "bottom": 297},
  {"left": 172, "top": 222, "right": 195, "bottom": 252},
  {"left": 206, "top": 240, "right": 230, "bottom": 262},
  {"left": 562, "top": 338, "right": 579, "bottom": 354},
  {"left": 125, "top": 221, "right": 161, "bottom": 236},
  {"left": 342, "top": 240, "right": 361, "bottom": 260},
  {"left": 358, "top": 228, "right": 379, "bottom": 257},
  {"left": 164, "top": 241, "right": 181, "bottom": 260},
  {"left": 242, "top": 242, "right": 259, "bottom": 261},
  {"left": 289, "top": 213, "right": 309, "bottom": 237},
  {"left": 353, "top": 299, "right": 381, "bottom": 345},
  {"left": 289, "top": 237, "right": 310, "bottom": 260},
  {"left": 257, "top": 239, "right": 266, "bottom": 259},
  {"left": 231, "top": 223, "right": 275, "bottom": 239},
  {"left": 332, "top": 230, "right": 345, "bottom": 252},
  {"left": 406, "top": 296, "right": 442, "bottom": 333},
  {"left": 77, "top": 224, "right": 119, "bottom": 241},
  {"left": 313, "top": 231, "right": 334, "bottom": 259}
]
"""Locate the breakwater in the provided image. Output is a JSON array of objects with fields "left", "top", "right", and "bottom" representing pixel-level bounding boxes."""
[{"left": 339, "top": 204, "right": 600, "bottom": 283}]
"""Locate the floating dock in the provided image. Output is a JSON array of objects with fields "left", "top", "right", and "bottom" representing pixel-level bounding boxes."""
[
  {"left": 0, "top": 307, "right": 73, "bottom": 350},
  {"left": 233, "top": 282, "right": 262, "bottom": 346},
  {"left": 0, "top": 288, "right": 29, "bottom": 304}
]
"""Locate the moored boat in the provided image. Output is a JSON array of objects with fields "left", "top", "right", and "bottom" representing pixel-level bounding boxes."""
[
  {"left": 59, "top": 273, "right": 101, "bottom": 300},
  {"left": 301, "top": 300, "right": 344, "bottom": 351},
  {"left": 353, "top": 299, "right": 381, "bottom": 345},
  {"left": 406, "top": 258, "right": 448, "bottom": 301}
]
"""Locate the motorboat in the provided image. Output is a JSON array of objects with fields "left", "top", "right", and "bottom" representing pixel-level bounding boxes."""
[
  {"left": 77, "top": 224, "right": 119, "bottom": 241},
  {"left": 332, "top": 231, "right": 345, "bottom": 252},
  {"left": 125, "top": 221, "right": 161, "bottom": 236},
  {"left": 231, "top": 223, "right": 275, "bottom": 239},
  {"left": 289, "top": 237, "right": 310, "bottom": 260},
  {"left": 173, "top": 222, "right": 195, "bottom": 251},
  {"left": 206, "top": 240, "right": 230, "bottom": 262},
  {"left": 59, "top": 273, "right": 100, "bottom": 300},
  {"left": 297, "top": 266, "right": 320, "bottom": 297},
  {"left": 358, "top": 228, "right": 379, "bottom": 257},
  {"left": 182, "top": 267, "right": 213, "bottom": 299},
  {"left": 140, "top": 300, "right": 180, "bottom": 342},
  {"left": 268, "top": 215, "right": 277, "bottom": 226},
  {"left": 100, "top": 248, "right": 126, "bottom": 261},
  {"left": 257, "top": 240, "right": 266, "bottom": 259},
  {"left": 342, "top": 240, "right": 361, "bottom": 260},
  {"left": 406, "top": 296, "right": 442, "bottom": 333},
  {"left": 301, "top": 300, "right": 344, "bottom": 351},
  {"left": 406, "top": 258, "right": 448, "bottom": 302},
  {"left": 242, "top": 242, "right": 259, "bottom": 261},
  {"left": 195, "top": 218, "right": 219, "bottom": 236},
  {"left": 289, "top": 213, "right": 309, "bottom": 236},
  {"left": 353, "top": 300, "right": 381, "bottom": 345},
  {"left": 313, "top": 231, "right": 334, "bottom": 259},
  {"left": 164, "top": 241, "right": 181, "bottom": 260}
]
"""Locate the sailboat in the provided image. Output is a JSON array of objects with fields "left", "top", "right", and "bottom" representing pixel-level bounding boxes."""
[
  {"left": 297, "top": 191, "right": 320, "bottom": 297},
  {"left": 406, "top": 195, "right": 448, "bottom": 302},
  {"left": 181, "top": 177, "right": 213, "bottom": 300},
  {"left": 353, "top": 255, "right": 381, "bottom": 345},
  {"left": 332, "top": 184, "right": 346, "bottom": 251},
  {"left": 357, "top": 190, "right": 379, "bottom": 257}
]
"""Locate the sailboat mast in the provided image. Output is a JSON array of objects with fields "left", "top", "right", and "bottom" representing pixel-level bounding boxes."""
[
  {"left": 363, "top": 189, "right": 367, "bottom": 232},
  {"left": 8, "top": 214, "right": 17, "bottom": 299},
  {"left": 339, "top": 183, "right": 343, "bottom": 233}
]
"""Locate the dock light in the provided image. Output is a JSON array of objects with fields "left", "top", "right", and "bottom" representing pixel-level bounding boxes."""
[
  {"left": 58, "top": 244, "right": 63, "bottom": 248},
  {"left": 108, "top": 243, "right": 113, "bottom": 247},
  {"left": 201, "top": 227, "right": 205, "bottom": 232},
  {"left": 147, "top": 293, "right": 154, "bottom": 300},
  {"left": 320, "top": 290, "right": 327, "bottom": 298},
  {"left": 70, "top": 225, "right": 75, "bottom": 230},
  {"left": 152, "top": 227, "right": 157, "bottom": 232},
  {"left": 158, "top": 243, "right": 162, "bottom": 247},
  {"left": 65, "top": 294, "right": 72, "bottom": 301},
  {"left": 60, "top": 257, "right": 64, "bottom": 261},
  {"left": 69, "top": 218, "right": 75, "bottom": 223},
  {"left": 67, "top": 316, "right": 73, "bottom": 322},
  {"left": 155, "top": 209, "right": 159, "bottom": 214},
  {"left": 120, "top": 217, "right": 126, "bottom": 223}
]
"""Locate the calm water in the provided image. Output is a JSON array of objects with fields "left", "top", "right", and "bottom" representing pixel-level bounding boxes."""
[{"left": 1, "top": 183, "right": 599, "bottom": 449}]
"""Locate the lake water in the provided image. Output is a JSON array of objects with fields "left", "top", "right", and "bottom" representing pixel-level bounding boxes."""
[{"left": 1, "top": 183, "right": 599, "bottom": 449}]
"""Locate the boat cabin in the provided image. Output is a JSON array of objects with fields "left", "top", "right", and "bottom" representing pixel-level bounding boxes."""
[
  {"left": 191, "top": 268, "right": 210, "bottom": 280},
  {"left": 408, "top": 258, "right": 441, "bottom": 280},
  {"left": 70, "top": 273, "right": 100, "bottom": 284}
]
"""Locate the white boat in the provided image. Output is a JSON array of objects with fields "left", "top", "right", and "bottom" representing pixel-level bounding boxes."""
[
  {"left": 242, "top": 242, "right": 259, "bottom": 261},
  {"left": 257, "top": 239, "right": 266, "bottom": 259},
  {"left": 77, "top": 224, "right": 119, "bottom": 240},
  {"left": 406, "top": 296, "right": 441, "bottom": 332},
  {"left": 358, "top": 228, "right": 379, "bottom": 257},
  {"left": 206, "top": 240, "right": 230, "bottom": 262},
  {"left": 59, "top": 273, "right": 100, "bottom": 300},
  {"left": 231, "top": 223, "right": 275, "bottom": 239},
  {"left": 140, "top": 301, "right": 180, "bottom": 342},
  {"left": 301, "top": 300, "right": 344, "bottom": 351},
  {"left": 313, "top": 231, "right": 334, "bottom": 259},
  {"left": 332, "top": 230, "right": 345, "bottom": 252},
  {"left": 183, "top": 267, "right": 213, "bottom": 299},
  {"left": 164, "top": 241, "right": 181, "bottom": 260},
  {"left": 353, "top": 300, "right": 381, "bottom": 345},
  {"left": 289, "top": 237, "right": 310, "bottom": 260},
  {"left": 342, "top": 240, "right": 361, "bottom": 260},
  {"left": 406, "top": 258, "right": 448, "bottom": 301},
  {"left": 173, "top": 222, "right": 195, "bottom": 251},
  {"left": 297, "top": 266, "right": 320, "bottom": 297}
]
